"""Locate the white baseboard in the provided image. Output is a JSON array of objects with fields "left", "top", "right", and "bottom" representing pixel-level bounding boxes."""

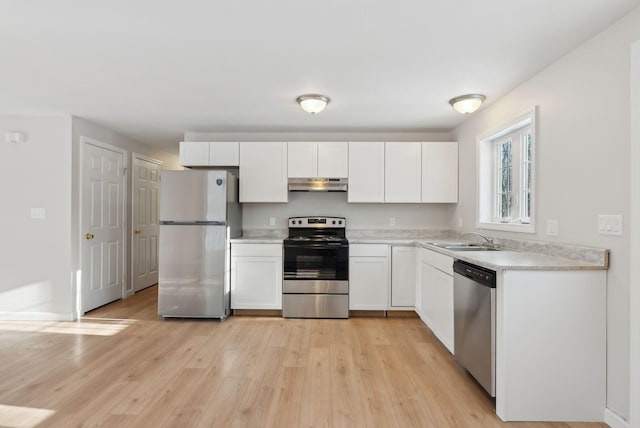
[
  {"left": 0, "top": 312, "right": 75, "bottom": 321},
  {"left": 605, "top": 408, "right": 629, "bottom": 428}
]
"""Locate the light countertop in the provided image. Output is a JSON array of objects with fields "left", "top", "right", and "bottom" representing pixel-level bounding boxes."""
[
  {"left": 416, "top": 243, "right": 608, "bottom": 271},
  {"left": 230, "top": 236, "right": 284, "bottom": 244},
  {"left": 230, "top": 233, "right": 609, "bottom": 271}
]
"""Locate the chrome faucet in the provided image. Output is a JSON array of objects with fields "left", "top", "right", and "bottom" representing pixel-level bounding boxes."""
[{"left": 464, "top": 232, "right": 497, "bottom": 248}]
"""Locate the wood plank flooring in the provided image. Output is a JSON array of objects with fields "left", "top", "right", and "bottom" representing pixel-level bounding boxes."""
[{"left": 0, "top": 286, "right": 607, "bottom": 428}]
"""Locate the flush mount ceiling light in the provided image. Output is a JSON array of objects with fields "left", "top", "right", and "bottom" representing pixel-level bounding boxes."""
[
  {"left": 296, "top": 94, "right": 330, "bottom": 114},
  {"left": 449, "top": 94, "right": 486, "bottom": 114}
]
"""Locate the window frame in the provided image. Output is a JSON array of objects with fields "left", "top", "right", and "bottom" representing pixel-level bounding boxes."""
[{"left": 477, "top": 107, "right": 537, "bottom": 233}]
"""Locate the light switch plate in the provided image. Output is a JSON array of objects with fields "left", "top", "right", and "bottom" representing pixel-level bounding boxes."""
[
  {"left": 269, "top": 217, "right": 276, "bottom": 226},
  {"left": 546, "top": 219, "right": 558, "bottom": 236},
  {"left": 31, "top": 208, "right": 46, "bottom": 219},
  {"left": 598, "top": 214, "right": 622, "bottom": 236},
  {"left": 389, "top": 217, "right": 396, "bottom": 226}
]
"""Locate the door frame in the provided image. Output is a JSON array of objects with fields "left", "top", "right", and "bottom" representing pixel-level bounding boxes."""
[
  {"left": 130, "top": 152, "right": 163, "bottom": 296},
  {"left": 629, "top": 39, "right": 639, "bottom": 428},
  {"left": 78, "top": 136, "right": 127, "bottom": 315}
]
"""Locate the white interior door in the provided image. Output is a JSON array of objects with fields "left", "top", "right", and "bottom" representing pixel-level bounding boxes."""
[
  {"left": 81, "top": 138, "right": 126, "bottom": 312},
  {"left": 132, "top": 154, "right": 162, "bottom": 292}
]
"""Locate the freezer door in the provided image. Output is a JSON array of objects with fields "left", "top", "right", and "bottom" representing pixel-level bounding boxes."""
[
  {"left": 160, "top": 170, "right": 228, "bottom": 222},
  {"left": 158, "top": 225, "right": 229, "bottom": 318}
]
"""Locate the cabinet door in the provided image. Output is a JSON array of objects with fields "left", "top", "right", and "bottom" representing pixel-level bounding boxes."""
[
  {"left": 391, "top": 246, "right": 416, "bottom": 307},
  {"left": 422, "top": 142, "right": 458, "bottom": 202},
  {"left": 420, "top": 261, "right": 437, "bottom": 329},
  {"left": 348, "top": 142, "right": 385, "bottom": 202},
  {"left": 209, "top": 142, "right": 239, "bottom": 166},
  {"left": 179, "top": 142, "right": 210, "bottom": 166},
  {"left": 287, "top": 142, "right": 318, "bottom": 178},
  {"left": 239, "top": 142, "right": 288, "bottom": 202},
  {"left": 385, "top": 142, "right": 421, "bottom": 203},
  {"left": 317, "top": 142, "right": 348, "bottom": 177},
  {"left": 349, "top": 256, "right": 389, "bottom": 310},
  {"left": 433, "top": 267, "right": 454, "bottom": 353},
  {"left": 230, "top": 256, "right": 282, "bottom": 309}
]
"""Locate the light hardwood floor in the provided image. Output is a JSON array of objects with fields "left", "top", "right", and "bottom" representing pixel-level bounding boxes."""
[{"left": 0, "top": 286, "right": 607, "bottom": 428}]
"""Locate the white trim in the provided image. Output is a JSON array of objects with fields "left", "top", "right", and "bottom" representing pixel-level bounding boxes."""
[
  {"left": 629, "top": 39, "right": 640, "bottom": 428},
  {"left": 78, "top": 136, "right": 128, "bottom": 315},
  {"left": 0, "top": 312, "right": 75, "bottom": 321},
  {"left": 130, "top": 152, "right": 163, "bottom": 295},
  {"left": 605, "top": 408, "right": 630, "bottom": 428},
  {"left": 132, "top": 152, "right": 163, "bottom": 166},
  {"left": 476, "top": 106, "right": 537, "bottom": 234}
]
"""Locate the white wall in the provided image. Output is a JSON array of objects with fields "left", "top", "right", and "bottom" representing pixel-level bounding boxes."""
[
  {"left": 185, "top": 132, "right": 455, "bottom": 231},
  {"left": 71, "top": 117, "right": 179, "bottom": 304},
  {"left": 451, "top": 7, "right": 640, "bottom": 421},
  {"left": 0, "top": 116, "right": 74, "bottom": 320}
]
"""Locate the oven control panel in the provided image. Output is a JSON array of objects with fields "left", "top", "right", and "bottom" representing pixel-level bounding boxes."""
[{"left": 288, "top": 216, "right": 346, "bottom": 228}]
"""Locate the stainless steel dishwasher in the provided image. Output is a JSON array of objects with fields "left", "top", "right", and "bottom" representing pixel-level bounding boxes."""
[{"left": 453, "top": 259, "right": 496, "bottom": 397}]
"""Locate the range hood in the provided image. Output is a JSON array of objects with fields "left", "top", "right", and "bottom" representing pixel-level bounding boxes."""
[{"left": 288, "top": 178, "right": 348, "bottom": 192}]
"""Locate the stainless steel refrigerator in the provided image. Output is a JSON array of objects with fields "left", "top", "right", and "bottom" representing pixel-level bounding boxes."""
[{"left": 158, "top": 170, "right": 242, "bottom": 319}]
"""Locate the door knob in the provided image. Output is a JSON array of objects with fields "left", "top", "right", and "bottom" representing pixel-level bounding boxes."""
[
  {"left": 134, "top": 229, "right": 142, "bottom": 234},
  {"left": 85, "top": 233, "right": 95, "bottom": 240}
]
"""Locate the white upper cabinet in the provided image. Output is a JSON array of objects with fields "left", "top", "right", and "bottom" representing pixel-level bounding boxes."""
[
  {"left": 179, "top": 142, "right": 239, "bottom": 167},
  {"left": 422, "top": 142, "right": 458, "bottom": 203},
  {"left": 239, "top": 142, "right": 288, "bottom": 202},
  {"left": 348, "top": 142, "right": 385, "bottom": 203},
  {"left": 179, "top": 142, "right": 210, "bottom": 166},
  {"left": 385, "top": 142, "right": 422, "bottom": 203},
  {"left": 209, "top": 142, "right": 239, "bottom": 166},
  {"left": 287, "top": 142, "right": 348, "bottom": 178},
  {"left": 317, "top": 142, "right": 348, "bottom": 177},
  {"left": 287, "top": 142, "right": 318, "bottom": 178}
]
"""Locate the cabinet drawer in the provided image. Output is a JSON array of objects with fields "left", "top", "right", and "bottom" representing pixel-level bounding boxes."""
[
  {"left": 231, "top": 243, "right": 282, "bottom": 257},
  {"left": 421, "top": 248, "right": 453, "bottom": 275},
  {"left": 349, "top": 244, "right": 389, "bottom": 257}
]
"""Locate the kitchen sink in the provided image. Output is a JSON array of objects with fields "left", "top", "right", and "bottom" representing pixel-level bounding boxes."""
[{"left": 427, "top": 242, "right": 501, "bottom": 251}]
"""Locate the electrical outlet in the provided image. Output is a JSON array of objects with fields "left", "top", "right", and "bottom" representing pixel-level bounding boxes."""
[
  {"left": 457, "top": 217, "right": 463, "bottom": 229},
  {"left": 269, "top": 217, "right": 276, "bottom": 226},
  {"left": 389, "top": 217, "right": 396, "bottom": 226},
  {"left": 546, "top": 219, "right": 558, "bottom": 236}
]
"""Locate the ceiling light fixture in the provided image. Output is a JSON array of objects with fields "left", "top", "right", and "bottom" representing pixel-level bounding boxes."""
[
  {"left": 296, "top": 94, "right": 330, "bottom": 114},
  {"left": 449, "top": 94, "right": 486, "bottom": 114}
]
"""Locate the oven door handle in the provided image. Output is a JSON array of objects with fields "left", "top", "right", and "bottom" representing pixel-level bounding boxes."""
[{"left": 284, "top": 243, "right": 349, "bottom": 249}]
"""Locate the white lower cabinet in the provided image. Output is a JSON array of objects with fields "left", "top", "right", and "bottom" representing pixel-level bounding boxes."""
[
  {"left": 419, "top": 248, "right": 454, "bottom": 353},
  {"left": 349, "top": 244, "right": 390, "bottom": 310},
  {"left": 230, "top": 243, "right": 282, "bottom": 310},
  {"left": 390, "top": 246, "right": 416, "bottom": 308}
]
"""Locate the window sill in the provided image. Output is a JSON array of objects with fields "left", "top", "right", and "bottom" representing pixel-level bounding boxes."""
[{"left": 477, "top": 221, "right": 536, "bottom": 234}]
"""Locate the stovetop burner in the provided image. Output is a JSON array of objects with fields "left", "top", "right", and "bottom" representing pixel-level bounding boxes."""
[
  {"left": 285, "top": 216, "right": 348, "bottom": 244},
  {"left": 287, "top": 235, "right": 346, "bottom": 242}
]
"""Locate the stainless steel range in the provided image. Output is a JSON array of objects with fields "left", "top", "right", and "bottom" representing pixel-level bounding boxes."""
[{"left": 283, "top": 216, "right": 349, "bottom": 318}]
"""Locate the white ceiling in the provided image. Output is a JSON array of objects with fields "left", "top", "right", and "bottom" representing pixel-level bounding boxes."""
[{"left": 1, "top": 0, "right": 639, "bottom": 151}]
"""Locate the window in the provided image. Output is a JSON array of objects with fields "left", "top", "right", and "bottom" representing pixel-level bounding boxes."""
[{"left": 477, "top": 107, "right": 536, "bottom": 233}]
